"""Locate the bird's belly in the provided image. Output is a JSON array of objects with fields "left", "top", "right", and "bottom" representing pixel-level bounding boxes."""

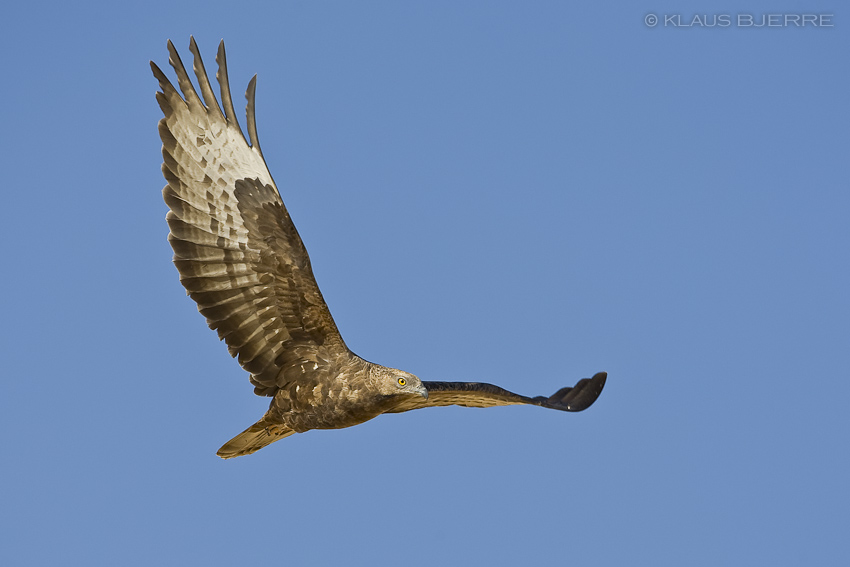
[{"left": 273, "top": 386, "right": 389, "bottom": 432}]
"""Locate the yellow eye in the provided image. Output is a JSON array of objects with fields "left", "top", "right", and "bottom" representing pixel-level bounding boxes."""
[{"left": 397, "top": 377, "right": 406, "bottom": 386}]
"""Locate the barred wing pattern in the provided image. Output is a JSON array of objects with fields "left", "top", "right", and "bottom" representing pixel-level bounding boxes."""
[{"left": 152, "top": 38, "right": 347, "bottom": 396}]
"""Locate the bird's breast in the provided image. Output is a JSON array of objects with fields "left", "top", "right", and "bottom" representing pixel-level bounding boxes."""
[{"left": 271, "top": 378, "right": 389, "bottom": 432}]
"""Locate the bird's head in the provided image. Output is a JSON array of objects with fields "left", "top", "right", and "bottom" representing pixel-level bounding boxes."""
[{"left": 373, "top": 366, "right": 428, "bottom": 400}]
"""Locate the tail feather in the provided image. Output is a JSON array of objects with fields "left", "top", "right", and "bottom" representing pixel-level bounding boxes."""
[{"left": 217, "top": 416, "right": 295, "bottom": 459}]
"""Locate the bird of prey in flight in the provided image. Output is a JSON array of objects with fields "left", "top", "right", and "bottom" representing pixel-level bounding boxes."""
[{"left": 152, "top": 38, "right": 607, "bottom": 458}]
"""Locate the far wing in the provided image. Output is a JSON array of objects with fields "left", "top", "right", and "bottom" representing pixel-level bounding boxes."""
[{"left": 387, "top": 372, "right": 607, "bottom": 413}]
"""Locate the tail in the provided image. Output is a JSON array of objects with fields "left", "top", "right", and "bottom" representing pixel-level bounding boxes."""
[{"left": 217, "top": 415, "right": 296, "bottom": 459}]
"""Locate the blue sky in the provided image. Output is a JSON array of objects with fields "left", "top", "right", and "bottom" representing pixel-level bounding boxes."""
[{"left": 2, "top": 1, "right": 848, "bottom": 565}]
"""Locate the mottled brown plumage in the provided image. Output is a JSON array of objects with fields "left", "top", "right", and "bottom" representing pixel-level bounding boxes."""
[{"left": 153, "top": 38, "right": 607, "bottom": 459}]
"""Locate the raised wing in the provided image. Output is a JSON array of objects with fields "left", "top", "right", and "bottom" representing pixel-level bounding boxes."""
[
  {"left": 152, "top": 38, "right": 348, "bottom": 396},
  {"left": 387, "top": 372, "right": 607, "bottom": 413}
]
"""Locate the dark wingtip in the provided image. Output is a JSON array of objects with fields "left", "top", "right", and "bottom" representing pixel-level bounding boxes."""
[
  {"left": 545, "top": 371, "right": 607, "bottom": 412},
  {"left": 245, "top": 74, "right": 263, "bottom": 157}
]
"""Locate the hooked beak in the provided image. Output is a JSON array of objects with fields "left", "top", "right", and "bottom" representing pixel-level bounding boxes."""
[{"left": 418, "top": 384, "right": 429, "bottom": 400}]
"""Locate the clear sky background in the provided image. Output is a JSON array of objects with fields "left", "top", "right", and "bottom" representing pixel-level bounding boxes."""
[{"left": 2, "top": 1, "right": 847, "bottom": 565}]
